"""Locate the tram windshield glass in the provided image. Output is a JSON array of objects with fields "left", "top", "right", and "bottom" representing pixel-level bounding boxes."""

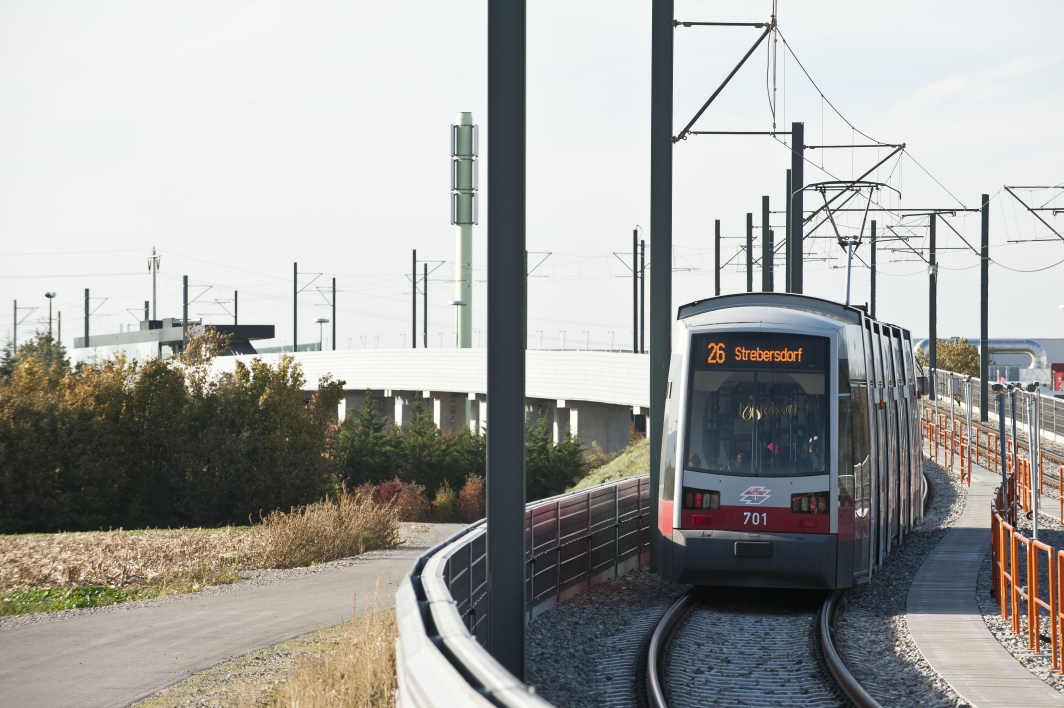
[{"left": 684, "top": 332, "right": 829, "bottom": 477}]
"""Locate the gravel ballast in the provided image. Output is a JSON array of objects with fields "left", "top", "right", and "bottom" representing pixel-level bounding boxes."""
[{"left": 834, "top": 460, "right": 968, "bottom": 707}]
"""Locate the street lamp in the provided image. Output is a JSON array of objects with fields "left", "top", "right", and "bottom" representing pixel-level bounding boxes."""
[
  {"left": 44, "top": 292, "right": 56, "bottom": 337},
  {"left": 315, "top": 318, "right": 329, "bottom": 351}
]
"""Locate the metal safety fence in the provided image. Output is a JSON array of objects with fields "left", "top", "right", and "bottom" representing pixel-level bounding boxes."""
[
  {"left": 927, "top": 368, "right": 1064, "bottom": 441},
  {"left": 395, "top": 476, "right": 652, "bottom": 708}
]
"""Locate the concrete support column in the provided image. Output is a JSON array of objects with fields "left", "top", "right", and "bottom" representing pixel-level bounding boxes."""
[
  {"left": 390, "top": 391, "right": 413, "bottom": 428},
  {"left": 430, "top": 392, "right": 453, "bottom": 432},
  {"left": 553, "top": 400, "right": 570, "bottom": 444}
]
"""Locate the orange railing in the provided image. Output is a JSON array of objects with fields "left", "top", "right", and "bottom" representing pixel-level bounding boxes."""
[{"left": 991, "top": 487, "right": 1060, "bottom": 666}]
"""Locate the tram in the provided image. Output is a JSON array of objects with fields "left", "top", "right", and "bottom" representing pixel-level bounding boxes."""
[{"left": 655, "top": 293, "right": 925, "bottom": 589}]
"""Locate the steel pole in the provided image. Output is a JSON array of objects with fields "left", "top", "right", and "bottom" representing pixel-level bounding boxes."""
[
  {"left": 332, "top": 278, "right": 336, "bottom": 350},
  {"left": 182, "top": 275, "right": 189, "bottom": 347},
  {"left": 84, "top": 289, "right": 89, "bottom": 344},
  {"left": 980, "top": 194, "right": 990, "bottom": 421},
  {"left": 640, "top": 239, "right": 646, "bottom": 353},
  {"left": 746, "top": 212, "right": 753, "bottom": 292},
  {"left": 762, "top": 196, "right": 772, "bottom": 292},
  {"left": 785, "top": 170, "right": 792, "bottom": 292},
  {"left": 929, "top": 214, "right": 937, "bottom": 391},
  {"left": 998, "top": 390, "right": 1008, "bottom": 513},
  {"left": 1029, "top": 393, "right": 1038, "bottom": 540},
  {"left": 234, "top": 290, "right": 238, "bottom": 325},
  {"left": 13, "top": 300, "right": 16, "bottom": 350},
  {"left": 412, "top": 250, "right": 417, "bottom": 349},
  {"left": 789, "top": 123, "right": 805, "bottom": 293},
  {"left": 486, "top": 0, "right": 526, "bottom": 678},
  {"left": 633, "top": 229, "right": 638, "bottom": 354},
  {"left": 649, "top": 0, "right": 674, "bottom": 573},
  {"left": 293, "top": 262, "right": 298, "bottom": 352},
  {"left": 423, "top": 263, "right": 428, "bottom": 348},
  {"left": 714, "top": 220, "right": 721, "bottom": 296},
  {"left": 870, "top": 220, "right": 877, "bottom": 319}
]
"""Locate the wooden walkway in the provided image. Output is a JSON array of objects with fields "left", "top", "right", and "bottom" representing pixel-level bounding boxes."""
[{"left": 907, "top": 460, "right": 1064, "bottom": 707}]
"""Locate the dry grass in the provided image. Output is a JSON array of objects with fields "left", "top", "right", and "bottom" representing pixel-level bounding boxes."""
[
  {"left": 133, "top": 577, "right": 399, "bottom": 708},
  {"left": 266, "top": 590, "right": 397, "bottom": 707},
  {"left": 0, "top": 492, "right": 399, "bottom": 596}
]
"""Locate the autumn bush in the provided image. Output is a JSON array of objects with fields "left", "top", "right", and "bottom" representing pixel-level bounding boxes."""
[
  {"left": 456, "top": 475, "right": 485, "bottom": 523},
  {"left": 0, "top": 331, "right": 343, "bottom": 533}
]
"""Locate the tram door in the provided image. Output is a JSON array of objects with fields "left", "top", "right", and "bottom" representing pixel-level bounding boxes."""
[
  {"left": 880, "top": 328, "right": 900, "bottom": 546},
  {"left": 903, "top": 332, "right": 923, "bottom": 523},
  {"left": 867, "top": 323, "right": 888, "bottom": 563},
  {"left": 889, "top": 329, "right": 909, "bottom": 540},
  {"left": 892, "top": 329, "right": 912, "bottom": 533}
]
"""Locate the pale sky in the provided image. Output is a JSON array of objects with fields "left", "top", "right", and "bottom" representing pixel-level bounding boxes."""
[{"left": 2, "top": 0, "right": 1062, "bottom": 353}]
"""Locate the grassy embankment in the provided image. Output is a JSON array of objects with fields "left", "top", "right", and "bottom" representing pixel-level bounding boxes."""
[
  {"left": 569, "top": 437, "right": 650, "bottom": 491},
  {"left": 0, "top": 493, "right": 399, "bottom": 616}
]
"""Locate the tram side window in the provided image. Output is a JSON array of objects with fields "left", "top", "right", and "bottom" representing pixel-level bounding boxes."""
[
  {"left": 838, "top": 335, "right": 854, "bottom": 507},
  {"left": 685, "top": 332, "right": 829, "bottom": 478}
]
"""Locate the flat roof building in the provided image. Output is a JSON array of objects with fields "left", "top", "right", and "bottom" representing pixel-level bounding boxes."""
[{"left": 72, "top": 318, "right": 275, "bottom": 366}]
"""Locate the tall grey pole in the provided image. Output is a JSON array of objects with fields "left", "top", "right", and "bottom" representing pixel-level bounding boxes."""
[
  {"left": 746, "top": 212, "right": 753, "bottom": 293},
  {"left": 633, "top": 229, "right": 638, "bottom": 353},
  {"left": 649, "top": 0, "right": 673, "bottom": 573},
  {"left": 980, "top": 194, "right": 990, "bottom": 421},
  {"left": 997, "top": 389, "right": 1008, "bottom": 515},
  {"left": 789, "top": 123, "right": 805, "bottom": 293},
  {"left": 57, "top": 312, "right": 61, "bottom": 345},
  {"left": 486, "top": 0, "right": 526, "bottom": 678},
  {"left": 182, "top": 275, "right": 189, "bottom": 347},
  {"left": 1029, "top": 393, "right": 1039, "bottom": 540},
  {"left": 331, "top": 278, "right": 336, "bottom": 350},
  {"left": 234, "top": 290, "right": 238, "bottom": 325},
  {"left": 13, "top": 300, "right": 17, "bottom": 350},
  {"left": 640, "top": 239, "right": 646, "bottom": 353},
  {"left": 762, "top": 196, "right": 772, "bottom": 292},
  {"left": 423, "top": 263, "right": 428, "bottom": 348},
  {"left": 870, "top": 220, "right": 877, "bottom": 318},
  {"left": 785, "top": 170, "right": 792, "bottom": 292},
  {"left": 150, "top": 247, "right": 160, "bottom": 320},
  {"left": 142, "top": 300, "right": 148, "bottom": 323},
  {"left": 714, "top": 220, "right": 721, "bottom": 296},
  {"left": 84, "top": 289, "right": 89, "bottom": 344},
  {"left": 293, "top": 262, "right": 298, "bottom": 352},
  {"left": 929, "top": 214, "right": 937, "bottom": 381},
  {"left": 412, "top": 250, "right": 417, "bottom": 349}
]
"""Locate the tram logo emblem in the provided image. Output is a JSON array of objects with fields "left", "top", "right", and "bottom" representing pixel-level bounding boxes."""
[{"left": 739, "top": 486, "right": 771, "bottom": 505}]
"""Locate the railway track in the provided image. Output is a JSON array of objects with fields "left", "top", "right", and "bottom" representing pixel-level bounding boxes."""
[{"left": 646, "top": 587, "right": 882, "bottom": 708}]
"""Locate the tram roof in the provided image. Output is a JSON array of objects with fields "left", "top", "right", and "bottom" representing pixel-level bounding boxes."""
[{"left": 678, "top": 293, "right": 911, "bottom": 340}]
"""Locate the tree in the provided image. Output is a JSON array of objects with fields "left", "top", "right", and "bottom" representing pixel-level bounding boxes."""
[
  {"left": 525, "top": 417, "right": 586, "bottom": 501},
  {"left": 0, "top": 333, "right": 69, "bottom": 378},
  {"left": 916, "top": 338, "right": 981, "bottom": 377}
]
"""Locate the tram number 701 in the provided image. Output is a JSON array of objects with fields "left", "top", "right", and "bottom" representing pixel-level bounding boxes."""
[{"left": 743, "top": 511, "right": 768, "bottom": 526}]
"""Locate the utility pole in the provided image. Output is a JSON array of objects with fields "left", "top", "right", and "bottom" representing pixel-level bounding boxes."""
[
  {"left": 870, "top": 220, "right": 877, "bottom": 319},
  {"left": 640, "top": 239, "right": 646, "bottom": 353},
  {"left": 423, "top": 263, "right": 428, "bottom": 348},
  {"left": 761, "top": 195, "right": 772, "bottom": 292},
  {"left": 332, "top": 278, "right": 336, "bottom": 350},
  {"left": 785, "top": 169, "right": 792, "bottom": 292},
  {"left": 633, "top": 229, "right": 638, "bottom": 354},
  {"left": 58, "top": 312, "right": 61, "bottom": 345},
  {"left": 293, "top": 262, "right": 299, "bottom": 352},
  {"left": 84, "top": 289, "right": 89, "bottom": 344},
  {"left": 143, "top": 300, "right": 148, "bottom": 323},
  {"left": 746, "top": 212, "right": 753, "bottom": 293},
  {"left": 928, "top": 214, "right": 937, "bottom": 384},
  {"left": 714, "top": 220, "right": 721, "bottom": 296},
  {"left": 412, "top": 250, "right": 417, "bottom": 349},
  {"left": 12, "top": 301, "right": 16, "bottom": 350},
  {"left": 789, "top": 123, "right": 805, "bottom": 293},
  {"left": 183, "top": 275, "right": 189, "bottom": 347},
  {"left": 234, "top": 291, "right": 238, "bottom": 325},
  {"left": 149, "top": 248, "right": 160, "bottom": 320},
  {"left": 980, "top": 194, "right": 990, "bottom": 421},
  {"left": 486, "top": 0, "right": 526, "bottom": 678},
  {"left": 649, "top": 0, "right": 673, "bottom": 573}
]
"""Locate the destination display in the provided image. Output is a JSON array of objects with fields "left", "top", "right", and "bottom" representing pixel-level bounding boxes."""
[{"left": 692, "top": 333, "right": 826, "bottom": 371}]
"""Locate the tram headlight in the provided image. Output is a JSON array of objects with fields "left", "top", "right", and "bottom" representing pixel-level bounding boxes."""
[
  {"left": 682, "top": 488, "right": 719, "bottom": 511},
  {"left": 791, "top": 492, "right": 829, "bottom": 514}
]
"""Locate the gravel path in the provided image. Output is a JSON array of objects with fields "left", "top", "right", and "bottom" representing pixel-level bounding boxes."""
[
  {"left": 0, "top": 522, "right": 435, "bottom": 633},
  {"left": 834, "top": 460, "right": 968, "bottom": 707},
  {"left": 525, "top": 569, "right": 690, "bottom": 708}
]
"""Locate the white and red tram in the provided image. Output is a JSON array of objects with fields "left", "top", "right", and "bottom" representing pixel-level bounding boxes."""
[{"left": 655, "top": 293, "right": 925, "bottom": 589}]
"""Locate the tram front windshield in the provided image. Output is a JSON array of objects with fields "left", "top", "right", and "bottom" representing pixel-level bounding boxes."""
[{"left": 685, "top": 332, "right": 829, "bottom": 477}]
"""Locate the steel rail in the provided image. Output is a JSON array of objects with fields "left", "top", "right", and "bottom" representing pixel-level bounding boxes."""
[
  {"left": 645, "top": 589, "right": 697, "bottom": 708},
  {"left": 819, "top": 590, "right": 884, "bottom": 708}
]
